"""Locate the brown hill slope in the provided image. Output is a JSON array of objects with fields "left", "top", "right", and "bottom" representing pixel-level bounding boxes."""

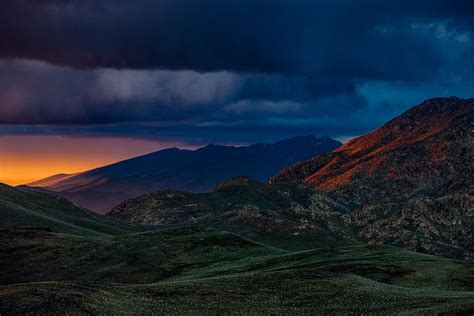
[
  {"left": 270, "top": 97, "right": 473, "bottom": 198},
  {"left": 270, "top": 97, "right": 473, "bottom": 258}
]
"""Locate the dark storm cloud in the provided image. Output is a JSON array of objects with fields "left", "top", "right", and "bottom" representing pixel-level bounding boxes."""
[
  {"left": 1, "top": 0, "right": 473, "bottom": 80},
  {"left": 0, "top": 1, "right": 473, "bottom": 141},
  {"left": 0, "top": 60, "right": 366, "bottom": 124}
]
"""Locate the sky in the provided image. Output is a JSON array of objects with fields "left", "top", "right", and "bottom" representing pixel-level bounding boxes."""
[{"left": 1, "top": 0, "right": 474, "bottom": 185}]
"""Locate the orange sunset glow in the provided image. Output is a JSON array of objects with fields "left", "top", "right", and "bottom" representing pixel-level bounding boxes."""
[{"left": 0, "top": 135, "right": 193, "bottom": 186}]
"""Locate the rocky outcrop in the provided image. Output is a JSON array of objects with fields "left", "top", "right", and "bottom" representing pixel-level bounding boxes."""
[{"left": 109, "top": 177, "right": 353, "bottom": 250}]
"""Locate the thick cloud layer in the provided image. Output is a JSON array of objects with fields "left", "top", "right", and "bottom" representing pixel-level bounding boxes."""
[
  {"left": 0, "top": 60, "right": 366, "bottom": 124},
  {"left": 0, "top": 1, "right": 473, "bottom": 142},
  {"left": 1, "top": 0, "right": 473, "bottom": 79}
]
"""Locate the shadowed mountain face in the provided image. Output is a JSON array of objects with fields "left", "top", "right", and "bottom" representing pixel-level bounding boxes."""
[
  {"left": 22, "top": 135, "right": 340, "bottom": 214},
  {"left": 111, "top": 97, "right": 474, "bottom": 259}
]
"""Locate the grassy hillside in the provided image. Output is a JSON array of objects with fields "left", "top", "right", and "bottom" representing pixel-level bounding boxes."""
[
  {"left": 0, "top": 183, "right": 144, "bottom": 236},
  {"left": 0, "top": 227, "right": 280, "bottom": 285},
  {"left": 2, "top": 181, "right": 474, "bottom": 314},
  {"left": 1, "top": 227, "right": 474, "bottom": 314},
  {"left": 2, "top": 276, "right": 473, "bottom": 315}
]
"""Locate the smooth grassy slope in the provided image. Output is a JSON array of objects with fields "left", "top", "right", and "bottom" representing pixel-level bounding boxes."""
[
  {"left": 0, "top": 183, "right": 144, "bottom": 236},
  {"left": 0, "top": 227, "right": 281, "bottom": 285},
  {"left": 1, "top": 227, "right": 474, "bottom": 314},
  {"left": 2, "top": 275, "right": 473, "bottom": 315}
]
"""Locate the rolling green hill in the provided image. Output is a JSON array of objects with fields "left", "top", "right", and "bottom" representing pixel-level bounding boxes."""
[
  {"left": 0, "top": 226, "right": 280, "bottom": 285},
  {"left": 1, "top": 227, "right": 474, "bottom": 314},
  {"left": 0, "top": 183, "right": 144, "bottom": 236}
]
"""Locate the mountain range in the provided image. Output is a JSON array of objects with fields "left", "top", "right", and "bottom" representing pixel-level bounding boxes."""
[
  {"left": 21, "top": 135, "right": 340, "bottom": 213},
  {"left": 111, "top": 97, "right": 474, "bottom": 259}
]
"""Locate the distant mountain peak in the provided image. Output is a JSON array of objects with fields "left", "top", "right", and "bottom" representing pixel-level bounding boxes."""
[
  {"left": 23, "top": 135, "right": 341, "bottom": 213},
  {"left": 198, "top": 143, "right": 231, "bottom": 151},
  {"left": 274, "top": 135, "right": 318, "bottom": 143},
  {"left": 162, "top": 147, "right": 181, "bottom": 152},
  {"left": 199, "top": 135, "right": 336, "bottom": 151}
]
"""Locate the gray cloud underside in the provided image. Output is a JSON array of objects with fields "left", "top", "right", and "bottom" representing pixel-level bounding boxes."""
[{"left": 0, "top": 60, "right": 366, "bottom": 124}]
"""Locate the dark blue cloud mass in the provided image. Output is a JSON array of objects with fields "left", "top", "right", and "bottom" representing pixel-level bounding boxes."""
[
  {"left": 2, "top": 0, "right": 472, "bottom": 78},
  {"left": 0, "top": 0, "right": 473, "bottom": 141}
]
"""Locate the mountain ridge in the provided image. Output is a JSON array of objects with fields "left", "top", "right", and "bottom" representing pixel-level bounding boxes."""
[
  {"left": 270, "top": 97, "right": 473, "bottom": 193},
  {"left": 22, "top": 135, "right": 341, "bottom": 213},
  {"left": 269, "top": 96, "right": 474, "bottom": 257}
]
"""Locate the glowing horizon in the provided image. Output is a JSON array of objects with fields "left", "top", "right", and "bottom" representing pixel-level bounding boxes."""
[{"left": 0, "top": 135, "right": 195, "bottom": 186}]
